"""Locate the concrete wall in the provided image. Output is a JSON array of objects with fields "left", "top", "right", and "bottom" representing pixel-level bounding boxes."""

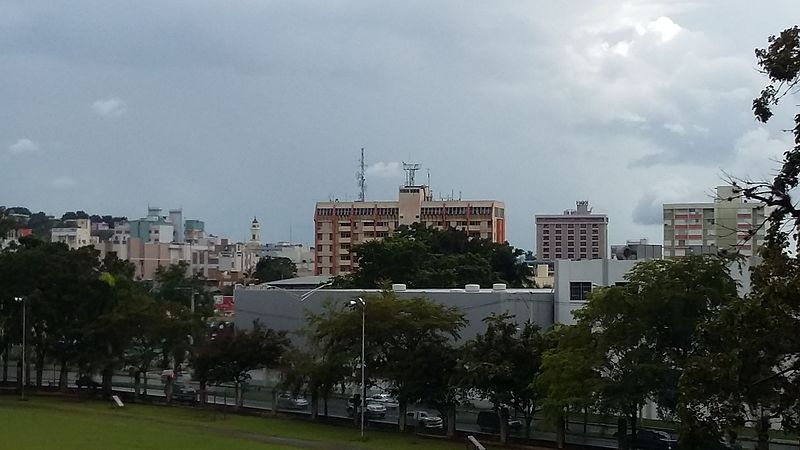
[
  {"left": 234, "top": 287, "right": 554, "bottom": 346},
  {"left": 554, "top": 259, "right": 638, "bottom": 325}
]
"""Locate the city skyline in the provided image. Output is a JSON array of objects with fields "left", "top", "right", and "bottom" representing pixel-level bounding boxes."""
[{"left": 1, "top": 1, "right": 796, "bottom": 250}]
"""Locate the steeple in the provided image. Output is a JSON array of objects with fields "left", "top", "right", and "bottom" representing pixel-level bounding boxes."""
[{"left": 249, "top": 216, "right": 261, "bottom": 245}]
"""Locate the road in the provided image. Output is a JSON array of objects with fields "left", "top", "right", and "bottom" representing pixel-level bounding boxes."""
[{"left": 2, "top": 367, "right": 798, "bottom": 450}]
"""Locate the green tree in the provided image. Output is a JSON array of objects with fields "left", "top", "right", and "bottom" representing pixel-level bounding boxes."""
[
  {"left": 306, "top": 291, "right": 467, "bottom": 431},
  {"left": 253, "top": 256, "right": 297, "bottom": 283},
  {"left": 460, "top": 313, "right": 547, "bottom": 443},
  {"left": 337, "top": 223, "right": 530, "bottom": 288},
  {"left": 536, "top": 324, "right": 601, "bottom": 448},
  {"left": 680, "top": 228, "right": 800, "bottom": 450},
  {"left": 193, "top": 322, "right": 289, "bottom": 409},
  {"left": 152, "top": 262, "right": 213, "bottom": 316},
  {"left": 735, "top": 27, "right": 800, "bottom": 235}
]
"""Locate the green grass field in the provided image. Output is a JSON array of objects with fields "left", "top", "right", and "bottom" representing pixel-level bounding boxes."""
[{"left": 0, "top": 395, "right": 492, "bottom": 450}]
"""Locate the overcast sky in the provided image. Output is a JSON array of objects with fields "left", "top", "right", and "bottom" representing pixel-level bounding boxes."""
[{"left": 1, "top": 1, "right": 797, "bottom": 250}]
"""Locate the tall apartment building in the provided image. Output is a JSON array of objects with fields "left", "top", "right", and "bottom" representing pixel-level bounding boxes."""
[
  {"left": 314, "top": 185, "right": 506, "bottom": 276},
  {"left": 535, "top": 201, "right": 609, "bottom": 260},
  {"left": 663, "top": 185, "right": 767, "bottom": 258}
]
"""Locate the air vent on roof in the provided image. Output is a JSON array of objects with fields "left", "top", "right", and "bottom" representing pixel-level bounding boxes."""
[{"left": 465, "top": 284, "right": 480, "bottom": 293}]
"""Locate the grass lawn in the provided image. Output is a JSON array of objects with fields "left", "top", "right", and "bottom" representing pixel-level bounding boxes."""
[{"left": 0, "top": 395, "right": 494, "bottom": 450}]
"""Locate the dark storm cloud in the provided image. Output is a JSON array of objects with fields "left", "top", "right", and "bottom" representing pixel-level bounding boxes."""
[{"left": 0, "top": 0, "right": 796, "bottom": 249}]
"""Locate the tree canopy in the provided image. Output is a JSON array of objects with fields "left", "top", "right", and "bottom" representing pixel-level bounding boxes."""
[
  {"left": 334, "top": 223, "right": 531, "bottom": 288},
  {"left": 253, "top": 256, "right": 297, "bottom": 283}
]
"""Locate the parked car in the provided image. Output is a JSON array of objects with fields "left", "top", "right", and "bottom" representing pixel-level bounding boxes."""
[
  {"left": 75, "top": 375, "right": 102, "bottom": 389},
  {"left": 369, "top": 393, "right": 399, "bottom": 409},
  {"left": 346, "top": 397, "right": 387, "bottom": 419},
  {"left": 406, "top": 410, "right": 443, "bottom": 429},
  {"left": 277, "top": 393, "right": 309, "bottom": 410},
  {"left": 171, "top": 383, "right": 197, "bottom": 403},
  {"left": 476, "top": 411, "right": 523, "bottom": 433},
  {"left": 614, "top": 429, "right": 676, "bottom": 450}
]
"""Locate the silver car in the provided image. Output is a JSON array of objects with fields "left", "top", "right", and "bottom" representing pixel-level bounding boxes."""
[{"left": 276, "top": 393, "right": 309, "bottom": 410}]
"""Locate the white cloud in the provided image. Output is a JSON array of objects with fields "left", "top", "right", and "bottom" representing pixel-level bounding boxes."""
[
  {"left": 610, "top": 40, "right": 632, "bottom": 57},
  {"left": 91, "top": 97, "right": 127, "bottom": 117},
  {"left": 8, "top": 138, "right": 39, "bottom": 154},
  {"left": 646, "top": 16, "right": 682, "bottom": 42},
  {"left": 365, "top": 161, "right": 402, "bottom": 179},
  {"left": 663, "top": 123, "right": 686, "bottom": 135},
  {"left": 51, "top": 176, "right": 76, "bottom": 189}
]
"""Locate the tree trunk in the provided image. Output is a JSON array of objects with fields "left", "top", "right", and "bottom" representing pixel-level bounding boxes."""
[
  {"left": 498, "top": 407, "right": 509, "bottom": 445},
  {"left": 59, "top": 361, "right": 69, "bottom": 393},
  {"left": 398, "top": 401, "right": 408, "bottom": 432},
  {"left": 102, "top": 367, "right": 113, "bottom": 398},
  {"left": 236, "top": 381, "right": 245, "bottom": 409},
  {"left": 271, "top": 389, "right": 278, "bottom": 416},
  {"left": 142, "top": 370, "right": 149, "bottom": 398},
  {"left": 525, "top": 413, "right": 533, "bottom": 439},
  {"left": 756, "top": 416, "right": 770, "bottom": 450},
  {"left": 556, "top": 413, "right": 566, "bottom": 449},
  {"left": 165, "top": 378, "right": 174, "bottom": 403},
  {"left": 583, "top": 408, "right": 588, "bottom": 434},
  {"left": 630, "top": 413, "right": 638, "bottom": 446},
  {"left": 25, "top": 356, "right": 31, "bottom": 388},
  {"left": 617, "top": 417, "right": 629, "bottom": 450},
  {"left": 16, "top": 356, "right": 22, "bottom": 390},
  {"left": 446, "top": 403, "right": 456, "bottom": 438},
  {"left": 323, "top": 391, "right": 329, "bottom": 417},
  {"left": 133, "top": 371, "right": 141, "bottom": 398},
  {"left": 199, "top": 380, "right": 207, "bottom": 406},
  {"left": 2, "top": 341, "right": 9, "bottom": 382},
  {"left": 311, "top": 388, "right": 319, "bottom": 421},
  {"left": 35, "top": 350, "right": 44, "bottom": 388}
]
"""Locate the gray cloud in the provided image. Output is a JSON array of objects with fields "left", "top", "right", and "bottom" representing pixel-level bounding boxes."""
[
  {"left": 8, "top": 138, "right": 38, "bottom": 154},
  {"left": 0, "top": 0, "right": 796, "bottom": 248},
  {"left": 92, "top": 97, "right": 127, "bottom": 117}
]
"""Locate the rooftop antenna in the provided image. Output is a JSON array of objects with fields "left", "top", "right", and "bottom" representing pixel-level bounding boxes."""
[
  {"left": 402, "top": 162, "right": 421, "bottom": 186},
  {"left": 357, "top": 148, "right": 366, "bottom": 202}
]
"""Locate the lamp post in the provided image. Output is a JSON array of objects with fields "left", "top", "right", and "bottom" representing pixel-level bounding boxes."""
[
  {"left": 14, "top": 296, "right": 25, "bottom": 401},
  {"left": 349, "top": 297, "right": 366, "bottom": 438}
]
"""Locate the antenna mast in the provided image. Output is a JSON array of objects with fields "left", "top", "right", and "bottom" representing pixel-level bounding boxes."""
[
  {"left": 357, "top": 148, "right": 366, "bottom": 202},
  {"left": 402, "top": 162, "right": 421, "bottom": 186}
]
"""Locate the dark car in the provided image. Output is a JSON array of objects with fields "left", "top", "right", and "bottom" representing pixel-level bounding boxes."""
[
  {"left": 75, "top": 375, "right": 102, "bottom": 389},
  {"left": 615, "top": 429, "right": 675, "bottom": 450},
  {"left": 171, "top": 383, "right": 197, "bottom": 403},
  {"left": 476, "top": 411, "right": 523, "bottom": 433}
]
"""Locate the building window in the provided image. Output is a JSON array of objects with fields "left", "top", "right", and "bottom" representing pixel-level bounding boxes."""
[
  {"left": 340, "top": 232, "right": 351, "bottom": 238},
  {"left": 570, "top": 282, "right": 593, "bottom": 301}
]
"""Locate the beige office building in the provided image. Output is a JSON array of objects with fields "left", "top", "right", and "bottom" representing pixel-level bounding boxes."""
[
  {"left": 535, "top": 201, "right": 608, "bottom": 260},
  {"left": 663, "top": 185, "right": 767, "bottom": 258},
  {"left": 314, "top": 185, "right": 506, "bottom": 276}
]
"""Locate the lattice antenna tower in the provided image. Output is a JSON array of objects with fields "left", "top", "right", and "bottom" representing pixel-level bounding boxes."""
[
  {"left": 356, "top": 148, "right": 367, "bottom": 202},
  {"left": 402, "top": 162, "right": 421, "bottom": 186}
]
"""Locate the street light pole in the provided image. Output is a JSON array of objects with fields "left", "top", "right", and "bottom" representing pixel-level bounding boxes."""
[
  {"left": 350, "top": 296, "right": 366, "bottom": 438},
  {"left": 360, "top": 298, "right": 365, "bottom": 439},
  {"left": 14, "top": 296, "right": 25, "bottom": 401}
]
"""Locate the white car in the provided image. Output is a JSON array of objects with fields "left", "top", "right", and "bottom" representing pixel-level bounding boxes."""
[
  {"left": 369, "top": 393, "right": 399, "bottom": 409},
  {"left": 276, "top": 393, "right": 309, "bottom": 410}
]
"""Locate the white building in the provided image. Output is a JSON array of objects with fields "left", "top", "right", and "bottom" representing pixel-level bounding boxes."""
[{"left": 51, "top": 218, "right": 97, "bottom": 250}]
